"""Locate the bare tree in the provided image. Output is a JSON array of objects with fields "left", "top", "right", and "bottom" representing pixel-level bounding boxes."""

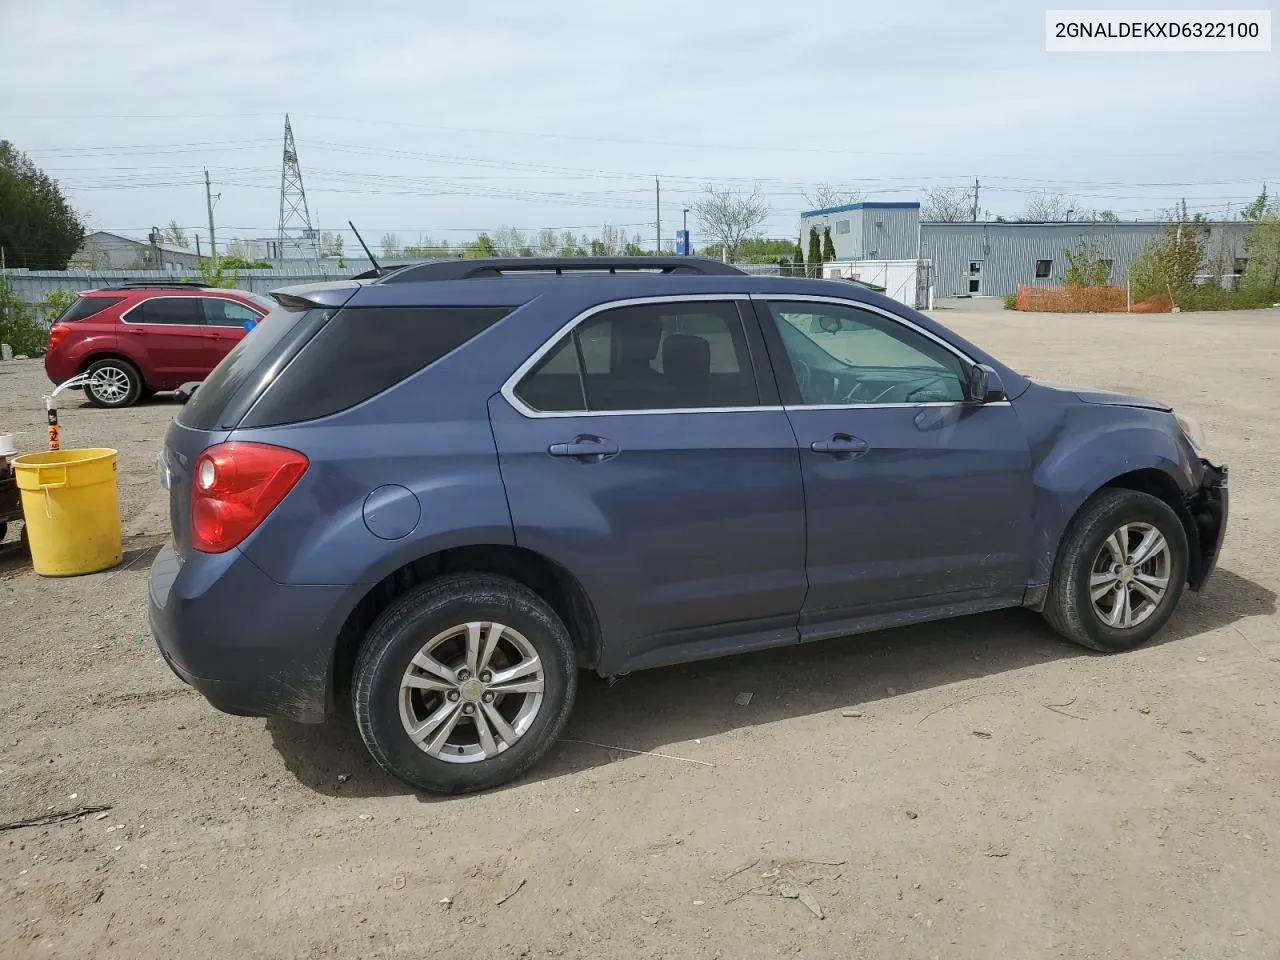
[
  {"left": 535, "top": 228, "right": 559, "bottom": 255},
  {"left": 921, "top": 187, "right": 973, "bottom": 223},
  {"left": 802, "top": 183, "right": 865, "bottom": 210},
  {"left": 692, "top": 184, "right": 770, "bottom": 261},
  {"left": 1019, "top": 191, "right": 1078, "bottom": 222},
  {"left": 491, "top": 226, "right": 529, "bottom": 257},
  {"left": 380, "top": 232, "right": 400, "bottom": 259}
]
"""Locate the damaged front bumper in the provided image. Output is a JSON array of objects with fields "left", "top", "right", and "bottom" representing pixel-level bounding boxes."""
[{"left": 1186, "top": 460, "right": 1228, "bottom": 591}]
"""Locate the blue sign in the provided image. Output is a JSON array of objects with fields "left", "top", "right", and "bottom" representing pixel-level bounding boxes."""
[{"left": 675, "top": 229, "right": 691, "bottom": 256}]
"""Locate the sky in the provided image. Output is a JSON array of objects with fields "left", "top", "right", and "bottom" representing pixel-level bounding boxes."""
[{"left": 2, "top": 0, "right": 1277, "bottom": 256}]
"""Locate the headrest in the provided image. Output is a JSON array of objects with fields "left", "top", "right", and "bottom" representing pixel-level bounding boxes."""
[{"left": 662, "top": 334, "right": 711, "bottom": 381}]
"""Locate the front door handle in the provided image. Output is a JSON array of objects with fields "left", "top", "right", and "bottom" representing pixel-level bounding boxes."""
[
  {"left": 548, "top": 436, "right": 620, "bottom": 462},
  {"left": 809, "top": 434, "right": 870, "bottom": 459}
]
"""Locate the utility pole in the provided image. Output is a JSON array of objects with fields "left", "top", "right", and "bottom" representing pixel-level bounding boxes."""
[
  {"left": 655, "top": 178, "right": 661, "bottom": 256},
  {"left": 971, "top": 178, "right": 980, "bottom": 223},
  {"left": 204, "top": 168, "right": 218, "bottom": 269},
  {"left": 194, "top": 234, "right": 201, "bottom": 260}
]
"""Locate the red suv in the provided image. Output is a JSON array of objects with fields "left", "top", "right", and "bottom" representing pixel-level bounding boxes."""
[{"left": 44, "top": 282, "right": 275, "bottom": 408}]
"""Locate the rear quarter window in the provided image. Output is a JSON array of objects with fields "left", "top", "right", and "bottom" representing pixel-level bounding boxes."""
[
  {"left": 237, "top": 305, "right": 513, "bottom": 428},
  {"left": 57, "top": 296, "right": 125, "bottom": 322}
]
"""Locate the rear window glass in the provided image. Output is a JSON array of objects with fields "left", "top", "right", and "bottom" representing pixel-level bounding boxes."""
[
  {"left": 178, "top": 306, "right": 333, "bottom": 430},
  {"left": 57, "top": 296, "right": 125, "bottom": 322},
  {"left": 238, "top": 306, "right": 512, "bottom": 428}
]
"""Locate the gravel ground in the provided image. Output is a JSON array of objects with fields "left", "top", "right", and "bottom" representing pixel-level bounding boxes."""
[{"left": 2, "top": 305, "right": 1278, "bottom": 959}]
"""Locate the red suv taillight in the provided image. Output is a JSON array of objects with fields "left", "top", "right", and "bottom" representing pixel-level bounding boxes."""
[
  {"left": 191, "top": 442, "right": 308, "bottom": 553},
  {"left": 47, "top": 323, "right": 70, "bottom": 351}
]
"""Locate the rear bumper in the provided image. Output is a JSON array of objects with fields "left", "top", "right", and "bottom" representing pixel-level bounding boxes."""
[
  {"left": 148, "top": 542, "right": 351, "bottom": 723},
  {"left": 1187, "top": 460, "right": 1228, "bottom": 591}
]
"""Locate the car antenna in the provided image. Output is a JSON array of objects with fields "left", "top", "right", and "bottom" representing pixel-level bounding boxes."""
[{"left": 348, "top": 220, "right": 382, "bottom": 275}]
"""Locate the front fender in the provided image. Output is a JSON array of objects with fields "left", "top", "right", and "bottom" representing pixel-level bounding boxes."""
[{"left": 1022, "top": 400, "right": 1199, "bottom": 585}]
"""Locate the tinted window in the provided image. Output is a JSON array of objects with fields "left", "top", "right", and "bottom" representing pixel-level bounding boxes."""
[
  {"left": 240, "top": 306, "right": 512, "bottom": 428},
  {"left": 1034, "top": 259, "right": 1052, "bottom": 278},
  {"left": 515, "top": 300, "right": 758, "bottom": 412},
  {"left": 203, "top": 298, "right": 262, "bottom": 326},
  {"left": 125, "top": 297, "right": 203, "bottom": 325},
  {"left": 57, "top": 295, "right": 125, "bottom": 322},
  {"left": 764, "top": 301, "right": 967, "bottom": 406},
  {"left": 179, "top": 306, "right": 332, "bottom": 430},
  {"left": 514, "top": 338, "right": 585, "bottom": 413}
]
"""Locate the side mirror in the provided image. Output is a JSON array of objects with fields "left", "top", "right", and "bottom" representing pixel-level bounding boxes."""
[{"left": 969, "top": 363, "right": 1007, "bottom": 403}]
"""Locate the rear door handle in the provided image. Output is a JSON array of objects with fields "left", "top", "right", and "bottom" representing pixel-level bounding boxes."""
[
  {"left": 810, "top": 434, "right": 870, "bottom": 459},
  {"left": 548, "top": 436, "right": 620, "bottom": 462}
]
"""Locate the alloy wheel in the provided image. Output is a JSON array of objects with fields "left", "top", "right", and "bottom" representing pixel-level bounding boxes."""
[
  {"left": 89, "top": 365, "right": 131, "bottom": 404},
  {"left": 398, "top": 621, "right": 545, "bottom": 763},
  {"left": 1089, "top": 521, "right": 1172, "bottom": 629}
]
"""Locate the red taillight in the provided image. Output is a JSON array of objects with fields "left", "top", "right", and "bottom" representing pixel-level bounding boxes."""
[
  {"left": 191, "top": 442, "right": 308, "bottom": 553},
  {"left": 47, "top": 323, "right": 70, "bottom": 351}
]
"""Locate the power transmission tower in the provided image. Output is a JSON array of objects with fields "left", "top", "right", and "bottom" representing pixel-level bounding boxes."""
[{"left": 277, "top": 115, "right": 317, "bottom": 260}]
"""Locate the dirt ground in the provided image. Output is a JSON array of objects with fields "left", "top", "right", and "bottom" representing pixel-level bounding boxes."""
[{"left": 2, "top": 304, "right": 1278, "bottom": 960}]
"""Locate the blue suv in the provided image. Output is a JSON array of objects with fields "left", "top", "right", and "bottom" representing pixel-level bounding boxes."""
[{"left": 148, "top": 257, "right": 1228, "bottom": 793}]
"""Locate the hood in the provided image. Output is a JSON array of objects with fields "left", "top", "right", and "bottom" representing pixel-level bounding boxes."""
[{"left": 1035, "top": 381, "right": 1171, "bottom": 411}]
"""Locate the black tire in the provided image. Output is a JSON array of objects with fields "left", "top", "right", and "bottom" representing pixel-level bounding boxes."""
[
  {"left": 1044, "top": 488, "right": 1188, "bottom": 652},
  {"left": 84, "top": 357, "right": 144, "bottom": 409},
  {"left": 353, "top": 574, "right": 577, "bottom": 794}
]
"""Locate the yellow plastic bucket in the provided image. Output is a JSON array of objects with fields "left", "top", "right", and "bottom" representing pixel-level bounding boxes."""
[{"left": 13, "top": 448, "right": 123, "bottom": 577}]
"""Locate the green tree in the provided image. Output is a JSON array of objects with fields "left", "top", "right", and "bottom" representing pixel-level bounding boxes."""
[
  {"left": 821, "top": 225, "right": 836, "bottom": 262},
  {"left": 217, "top": 256, "right": 271, "bottom": 270},
  {"left": 792, "top": 238, "right": 804, "bottom": 276},
  {"left": 195, "top": 258, "right": 240, "bottom": 289},
  {"left": 0, "top": 284, "right": 76, "bottom": 355},
  {"left": 1062, "top": 234, "right": 1111, "bottom": 286},
  {"left": 736, "top": 237, "right": 795, "bottom": 263},
  {"left": 0, "top": 140, "right": 86, "bottom": 269},
  {"left": 1128, "top": 200, "right": 1209, "bottom": 305},
  {"left": 318, "top": 231, "right": 344, "bottom": 258},
  {"left": 1240, "top": 187, "right": 1280, "bottom": 290},
  {"left": 807, "top": 226, "right": 821, "bottom": 275},
  {"left": 464, "top": 233, "right": 497, "bottom": 259}
]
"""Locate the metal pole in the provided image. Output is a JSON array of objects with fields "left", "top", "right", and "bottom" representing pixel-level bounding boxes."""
[
  {"left": 971, "top": 178, "right": 980, "bottom": 222},
  {"left": 655, "top": 178, "right": 661, "bottom": 255},
  {"left": 195, "top": 234, "right": 201, "bottom": 261},
  {"left": 205, "top": 169, "right": 218, "bottom": 269},
  {"left": 683, "top": 208, "right": 689, "bottom": 255}
]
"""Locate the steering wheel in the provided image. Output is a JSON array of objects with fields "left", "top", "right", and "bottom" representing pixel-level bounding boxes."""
[
  {"left": 792, "top": 358, "right": 812, "bottom": 399},
  {"left": 903, "top": 375, "right": 951, "bottom": 403}
]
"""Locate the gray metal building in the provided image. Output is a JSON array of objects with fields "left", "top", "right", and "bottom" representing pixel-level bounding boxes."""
[
  {"left": 800, "top": 202, "right": 921, "bottom": 261},
  {"left": 922, "top": 220, "right": 1251, "bottom": 298},
  {"left": 800, "top": 204, "right": 1253, "bottom": 299}
]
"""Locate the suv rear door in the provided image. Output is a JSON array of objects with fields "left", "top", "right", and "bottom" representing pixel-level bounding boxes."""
[
  {"left": 489, "top": 295, "right": 807, "bottom": 675},
  {"left": 120, "top": 295, "right": 207, "bottom": 387}
]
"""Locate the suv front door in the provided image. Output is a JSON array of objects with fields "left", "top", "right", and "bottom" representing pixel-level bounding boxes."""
[
  {"left": 489, "top": 296, "right": 807, "bottom": 674},
  {"left": 754, "top": 296, "right": 1034, "bottom": 640}
]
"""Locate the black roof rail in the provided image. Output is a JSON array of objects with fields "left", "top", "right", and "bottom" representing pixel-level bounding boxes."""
[
  {"left": 377, "top": 256, "right": 745, "bottom": 284},
  {"left": 95, "top": 280, "right": 211, "bottom": 292}
]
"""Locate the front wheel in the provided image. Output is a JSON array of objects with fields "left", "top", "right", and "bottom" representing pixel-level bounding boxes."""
[
  {"left": 84, "top": 358, "right": 144, "bottom": 408},
  {"left": 1044, "top": 489, "right": 1189, "bottom": 652},
  {"left": 353, "top": 574, "right": 577, "bottom": 794}
]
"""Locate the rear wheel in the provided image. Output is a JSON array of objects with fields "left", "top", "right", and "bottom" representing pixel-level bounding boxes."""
[
  {"left": 1044, "top": 489, "right": 1188, "bottom": 652},
  {"left": 353, "top": 574, "right": 577, "bottom": 794},
  {"left": 84, "top": 358, "right": 143, "bottom": 409}
]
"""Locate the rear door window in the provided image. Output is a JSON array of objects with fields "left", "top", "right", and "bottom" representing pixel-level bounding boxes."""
[
  {"left": 124, "top": 297, "right": 203, "bottom": 325},
  {"left": 514, "top": 300, "right": 759, "bottom": 413}
]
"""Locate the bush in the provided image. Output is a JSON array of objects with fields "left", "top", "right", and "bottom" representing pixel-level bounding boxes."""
[
  {"left": 1002, "top": 292, "right": 1018, "bottom": 310},
  {"left": 1176, "top": 283, "right": 1280, "bottom": 312},
  {"left": 0, "top": 285, "right": 80, "bottom": 356}
]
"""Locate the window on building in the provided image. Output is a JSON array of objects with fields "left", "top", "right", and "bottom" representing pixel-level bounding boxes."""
[
  {"left": 1034, "top": 259, "right": 1052, "bottom": 279},
  {"left": 515, "top": 300, "right": 759, "bottom": 413},
  {"left": 969, "top": 261, "right": 982, "bottom": 275},
  {"left": 834, "top": 220, "right": 851, "bottom": 235},
  {"left": 1234, "top": 258, "right": 1248, "bottom": 275}
]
